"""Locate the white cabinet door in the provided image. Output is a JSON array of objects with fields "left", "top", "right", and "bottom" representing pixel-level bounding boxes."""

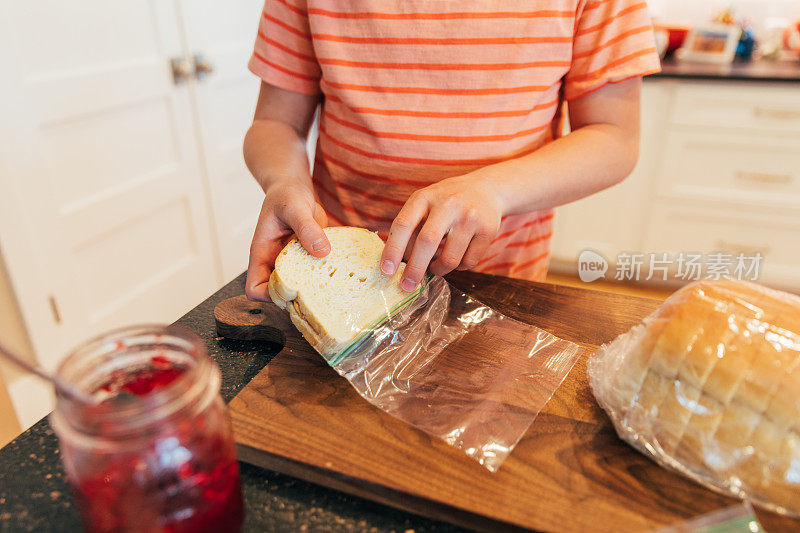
[
  {"left": 551, "top": 81, "right": 672, "bottom": 267},
  {"left": 0, "top": 0, "right": 220, "bottom": 375},
  {"left": 656, "top": 129, "right": 800, "bottom": 208},
  {"left": 644, "top": 202, "right": 800, "bottom": 291},
  {"left": 178, "top": 0, "right": 267, "bottom": 282},
  {"left": 179, "top": 0, "right": 321, "bottom": 282}
]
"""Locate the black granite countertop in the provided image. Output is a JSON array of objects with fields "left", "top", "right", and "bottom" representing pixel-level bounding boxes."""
[
  {"left": 0, "top": 273, "right": 466, "bottom": 533},
  {"left": 649, "top": 57, "right": 800, "bottom": 83}
]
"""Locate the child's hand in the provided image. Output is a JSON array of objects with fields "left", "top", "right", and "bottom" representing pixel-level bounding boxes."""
[
  {"left": 245, "top": 181, "right": 329, "bottom": 301},
  {"left": 380, "top": 175, "right": 503, "bottom": 292}
]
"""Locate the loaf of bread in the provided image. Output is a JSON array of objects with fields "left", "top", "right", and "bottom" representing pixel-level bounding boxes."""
[{"left": 589, "top": 279, "right": 800, "bottom": 517}]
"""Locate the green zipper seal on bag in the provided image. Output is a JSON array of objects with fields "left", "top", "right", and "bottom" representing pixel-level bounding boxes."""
[
  {"left": 329, "top": 274, "right": 433, "bottom": 365},
  {"left": 694, "top": 515, "right": 762, "bottom": 533}
]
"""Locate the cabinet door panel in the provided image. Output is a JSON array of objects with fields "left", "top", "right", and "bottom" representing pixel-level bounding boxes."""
[
  {"left": 657, "top": 130, "right": 800, "bottom": 208},
  {"left": 670, "top": 82, "right": 800, "bottom": 133},
  {"left": 644, "top": 203, "right": 800, "bottom": 291}
]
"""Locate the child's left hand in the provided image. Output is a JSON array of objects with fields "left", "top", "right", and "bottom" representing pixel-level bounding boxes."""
[{"left": 380, "top": 174, "right": 503, "bottom": 292}]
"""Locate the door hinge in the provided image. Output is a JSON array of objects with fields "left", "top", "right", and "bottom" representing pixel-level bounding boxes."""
[{"left": 48, "top": 295, "right": 62, "bottom": 324}]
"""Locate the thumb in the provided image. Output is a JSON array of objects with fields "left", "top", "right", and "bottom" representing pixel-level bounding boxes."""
[{"left": 283, "top": 205, "right": 330, "bottom": 258}]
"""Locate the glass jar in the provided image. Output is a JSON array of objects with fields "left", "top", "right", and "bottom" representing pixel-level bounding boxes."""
[{"left": 50, "top": 325, "right": 243, "bottom": 533}]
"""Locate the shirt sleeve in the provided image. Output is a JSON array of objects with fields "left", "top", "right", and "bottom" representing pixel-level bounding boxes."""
[
  {"left": 564, "top": 0, "right": 661, "bottom": 101},
  {"left": 248, "top": 0, "right": 321, "bottom": 95}
]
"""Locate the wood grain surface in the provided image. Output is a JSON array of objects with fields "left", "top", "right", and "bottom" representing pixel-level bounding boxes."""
[{"left": 223, "top": 271, "right": 799, "bottom": 532}]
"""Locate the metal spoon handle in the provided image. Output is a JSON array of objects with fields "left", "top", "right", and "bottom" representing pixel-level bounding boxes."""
[{"left": 0, "top": 341, "right": 95, "bottom": 404}]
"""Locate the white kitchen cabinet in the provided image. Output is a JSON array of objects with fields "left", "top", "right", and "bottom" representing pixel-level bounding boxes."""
[
  {"left": 669, "top": 82, "right": 800, "bottom": 133},
  {"left": 551, "top": 78, "right": 800, "bottom": 292},
  {"left": 657, "top": 129, "right": 800, "bottom": 209},
  {"left": 0, "top": 0, "right": 269, "bottom": 427},
  {"left": 643, "top": 201, "right": 800, "bottom": 289}
]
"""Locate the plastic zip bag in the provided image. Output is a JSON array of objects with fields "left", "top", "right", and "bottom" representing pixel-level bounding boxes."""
[
  {"left": 320, "top": 275, "right": 580, "bottom": 472},
  {"left": 652, "top": 502, "right": 764, "bottom": 533}
]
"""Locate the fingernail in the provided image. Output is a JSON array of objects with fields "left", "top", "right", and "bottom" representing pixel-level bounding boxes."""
[
  {"left": 381, "top": 260, "right": 395, "bottom": 276},
  {"left": 401, "top": 278, "right": 417, "bottom": 292},
  {"left": 312, "top": 239, "right": 328, "bottom": 253}
]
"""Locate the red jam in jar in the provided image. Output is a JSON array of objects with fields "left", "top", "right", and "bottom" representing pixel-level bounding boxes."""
[
  {"left": 50, "top": 325, "right": 244, "bottom": 533},
  {"left": 99, "top": 355, "right": 185, "bottom": 397}
]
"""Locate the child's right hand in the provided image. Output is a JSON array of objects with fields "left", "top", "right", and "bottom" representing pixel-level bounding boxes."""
[{"left": 245, "top": 181, "right": 329, "bottom": 301}]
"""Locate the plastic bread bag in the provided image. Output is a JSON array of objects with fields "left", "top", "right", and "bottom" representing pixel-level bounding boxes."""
[
  {"left": 588, "top": 279, "right": 800, "bottom": 516},
  {"left": 321, "top": 275, "right": 581, "bottom": 472}
]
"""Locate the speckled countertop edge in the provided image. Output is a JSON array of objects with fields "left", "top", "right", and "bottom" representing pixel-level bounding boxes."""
[{"left": 0, "top": 273, "right": 467, "bottom": 533}]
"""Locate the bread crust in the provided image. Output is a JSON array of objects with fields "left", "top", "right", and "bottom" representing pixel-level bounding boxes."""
[{"left": 269, "top": 267, "right": 349, "bottom": 356}]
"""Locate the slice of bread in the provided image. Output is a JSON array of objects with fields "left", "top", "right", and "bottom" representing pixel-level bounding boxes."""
[{"left": 269, "top": 226, "right": 409, "bottom": 356}]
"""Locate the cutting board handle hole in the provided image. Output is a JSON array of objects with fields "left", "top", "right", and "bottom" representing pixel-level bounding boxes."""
[{"left": 248, "top": 308, "right": 262, "bottom": 315}]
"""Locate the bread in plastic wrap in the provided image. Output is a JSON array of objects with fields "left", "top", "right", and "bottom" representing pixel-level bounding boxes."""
[{"left": 588, "top": 279, "right": 800, "bottom": 517}]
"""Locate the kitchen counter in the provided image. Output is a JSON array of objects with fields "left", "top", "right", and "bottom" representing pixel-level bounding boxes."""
[
  {"left": 0, "top": 273, "right": 464, "bottom": 532},
  {"left": 2, "top": 272, "right": 798, "bottom": 531},
  {"left": 651, "top": 57, "right": 800, "bottom": 83}
]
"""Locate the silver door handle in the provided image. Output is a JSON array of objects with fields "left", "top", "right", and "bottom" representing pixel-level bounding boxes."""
[
  {"left": 735, "top": 170, "right": 792, "bottom": 184},
  {"left": 715, "top": 240, "right": 771, "bottom": 256},
  {"left": 193, "top": 54, "right": 214, "bottom": 79},
  {"left": 753, "top": 106, "right": 800, "bottom": 120},
  {"left": 170, "top": 57, "right": 194, "bottom": 85}
]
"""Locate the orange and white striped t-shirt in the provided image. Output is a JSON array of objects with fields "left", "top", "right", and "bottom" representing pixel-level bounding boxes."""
[{"left": 249, "top": 0, "right": 660, "bottom": 281}]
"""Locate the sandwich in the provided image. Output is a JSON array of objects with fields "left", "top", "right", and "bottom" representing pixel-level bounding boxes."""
[{"left": 269, "top": 226, "right": 417, "bottom": 357}]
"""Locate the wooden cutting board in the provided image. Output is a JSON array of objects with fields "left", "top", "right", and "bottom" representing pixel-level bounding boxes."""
[{"left": 222, "top": 272, "right": 799, "bottom": 532}]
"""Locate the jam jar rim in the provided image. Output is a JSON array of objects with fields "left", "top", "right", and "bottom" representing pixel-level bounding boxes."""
[{"left": 50, "top": 324, "right": 220, "bottom": 442}]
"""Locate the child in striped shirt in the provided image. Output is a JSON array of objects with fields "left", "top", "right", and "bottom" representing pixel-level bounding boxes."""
[{"left": 243, "top": 0, "right": 660, "bottom": 300}]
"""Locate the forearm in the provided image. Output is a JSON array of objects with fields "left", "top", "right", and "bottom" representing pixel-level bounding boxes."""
[
  {"left": 243, "top": 119, "right": 313, "bottom": 194},
  {"left": 471, "top": 122, "right": 639, "bottom": 216},
  {"left": 378, "top": 123, "right": 639, "bottom": 286},
  {"left": 464, "top": 78, "right": 643, "bottom": 216},
  {"left": 243, "top": 84, "right": 327, "bottom": 301}
]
